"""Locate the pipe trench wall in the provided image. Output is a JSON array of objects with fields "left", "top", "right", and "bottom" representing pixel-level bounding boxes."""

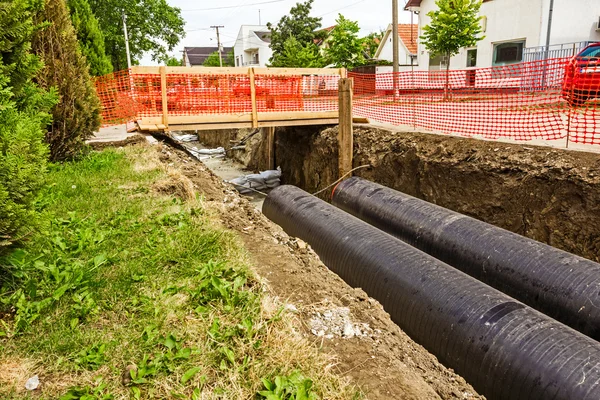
[{"left": 274, "top": 125, "right": 600, "bottom": 262}]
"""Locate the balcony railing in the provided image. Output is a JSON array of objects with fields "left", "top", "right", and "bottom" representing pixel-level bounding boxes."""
[{"left": 523, "top": 41, "right": 593, "bottom": 62}]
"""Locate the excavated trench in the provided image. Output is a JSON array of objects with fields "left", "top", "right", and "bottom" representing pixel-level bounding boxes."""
[{"left": 196, "top": 124, "right": 600, "bottom": 262}]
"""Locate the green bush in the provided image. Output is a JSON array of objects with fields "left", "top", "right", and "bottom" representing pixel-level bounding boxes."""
[
  {"left": 33, "top": 0, "right": 101, "bottom": 161},
  {"left": 67, "top": 0, "right": 113, "bottom": 76},
  {"left": 0, "top": 101, "right": 50, "bottom": 250},
  {"left": 0, "top": 0, "right": 56, "bottom": 254}
]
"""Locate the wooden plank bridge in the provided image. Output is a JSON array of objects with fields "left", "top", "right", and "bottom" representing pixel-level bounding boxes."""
[{"left": 96, "top": 66, "right": 360, "bottom": 176}]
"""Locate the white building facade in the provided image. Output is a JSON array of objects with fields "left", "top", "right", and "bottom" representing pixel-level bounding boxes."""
[
  {"left": 375, "top": 24, "right": 419, "bottom": 71},
  {"left": 406, "top": 0, "right": 600, "bottom": 70},
  {"left": 233, "top": 25, "right": 273, "bottom": 67}
]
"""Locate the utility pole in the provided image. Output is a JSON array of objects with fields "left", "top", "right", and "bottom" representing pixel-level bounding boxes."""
[
  {"left": 123, "top": 13, "right": 132, "bottom": 69},
  {"left": 392, "top": 0, "right": 399, "bottom": 97},
  {"left": 211, "top": 25, "right": 225, "bottom": 67}
]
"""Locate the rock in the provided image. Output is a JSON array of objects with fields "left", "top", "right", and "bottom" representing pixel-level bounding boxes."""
[
  {"left": 122, "top": 365, "right": 138, "bottom": 386},
  {"left": 25, "top": 375, "right": 39, "bottom": 391}
]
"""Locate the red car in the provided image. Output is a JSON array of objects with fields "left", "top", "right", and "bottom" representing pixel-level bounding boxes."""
[{"left": 562, "top": 42, "right": 600, "bottom": 106}]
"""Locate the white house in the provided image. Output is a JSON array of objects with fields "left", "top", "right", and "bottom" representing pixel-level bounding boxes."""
[
  {"left": 405, "top": 0, "right": 600, "bottom": 71},
  {"left": 375, "top": 24, "right": 419, "bottom": 70},
  {"left": 233, "top": 25, "right": 273, "bottom": 67}
]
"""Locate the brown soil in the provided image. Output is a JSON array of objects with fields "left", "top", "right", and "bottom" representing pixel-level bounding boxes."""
[
  {"left": 154, "top": 144, "right": 483, "bottom": 400},
  {"left": 275, "top": 125, "right": 600, "bottom": 262}
]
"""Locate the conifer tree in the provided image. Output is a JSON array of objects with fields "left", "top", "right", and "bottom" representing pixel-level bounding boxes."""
[
  {"left": 67, "top": 0, "right": 113, "bottom": 76},
  {"left": 0, "top": 0, "right": 56, "bottom": 252},
  {"left": 33, "top": 0, "right": 101, "bottom": 161}
]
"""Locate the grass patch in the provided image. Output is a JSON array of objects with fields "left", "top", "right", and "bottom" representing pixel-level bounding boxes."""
[{"left": 0, "top": 145, "right": 357, "bottom": 399}]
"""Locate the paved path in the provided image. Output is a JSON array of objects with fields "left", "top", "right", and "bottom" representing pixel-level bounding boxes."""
[{"left": 88, "top": 123, "right": 137, "bottom": 143}]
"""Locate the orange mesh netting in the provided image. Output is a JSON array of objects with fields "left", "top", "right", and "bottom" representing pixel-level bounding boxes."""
[
  {"left": 95, "top": 61, "right": 599, "bottom": 146},
  {"left": 350, "top": 58, "right": 600, "bottom": 145}
]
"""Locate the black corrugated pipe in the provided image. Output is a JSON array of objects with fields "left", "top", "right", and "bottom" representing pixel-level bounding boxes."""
[
  {"left": 263, "top": 185, "right": 600, "bottom": 400},
  {"left": 331, "top": 177, "right": 600, "bottom": 341}
]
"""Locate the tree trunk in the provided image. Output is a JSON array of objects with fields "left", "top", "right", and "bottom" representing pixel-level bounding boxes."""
[{"left": 444, "top": 51, "right": 450, "bottom": 101}]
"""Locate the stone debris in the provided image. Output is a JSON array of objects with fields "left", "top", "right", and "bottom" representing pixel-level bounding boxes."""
[{"left": 310, "top": 307, "right": 373, "bottom": 340}]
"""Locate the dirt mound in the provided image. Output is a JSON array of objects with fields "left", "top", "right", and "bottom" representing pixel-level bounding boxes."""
[
  {"left": 153, "top": 169, "right": 196, "bottom": 202},
  {"left": 156, "top": 145, "right": 483, "bottom": 400}
]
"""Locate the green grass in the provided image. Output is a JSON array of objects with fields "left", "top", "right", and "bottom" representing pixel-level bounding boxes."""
[{"left": 0, "top": 146, "right": 356, "bottom": 399}]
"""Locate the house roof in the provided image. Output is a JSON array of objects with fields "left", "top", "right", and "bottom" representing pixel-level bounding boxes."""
[
  {"left": 404, "top": 0, "right": 422, "bottom": 10},
  {"left": 252, "top": 30, "right": 271, "bottom": 43},
  {"left": 183, "top": 47, "right": 233, "bottom": 66},
  {"left": 398, "top": 24, "right": 418, "bottom": 54}
]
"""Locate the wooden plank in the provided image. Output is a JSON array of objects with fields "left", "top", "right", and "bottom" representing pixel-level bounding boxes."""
[
  {"left": 132, "top": 66, "right": 345, "bottom": 77},
  {"left": 140, "top": 111, "right": 337, "bottom": 126},
  {"left": 140, "top": 114, "right": 254, "bottom": 125},
  {"left": 257, "top": 119, "right": 339, "bottom": 128},
  {"left": 159, "top": 66, "right": 169, "bottom": 130},
  {"left": 249, "top": 68, "right": 258, "bottom": 128},
  {"left": 168, "top": 122, "right": 254, "bottom": 131},
  {"left": 338, "top": 78, "right": 354, "bottom": 179},
  {"left": 264, "top": 127, "right": 275, "bottom": 170},
  {"left": 353, "top": 117, "right": 369, "bottom": 124},
  {"left": 166, "top": 66, "right": 249, "bottom": 75},
  {"left": 253, "top": 67, "right": 344, "bottom": 76},
  {"left": 257, "top": 111, "right": 338, "bottom": 121},
  {"left": 340, "top": 68, "right": 348, "bottom": 79}
]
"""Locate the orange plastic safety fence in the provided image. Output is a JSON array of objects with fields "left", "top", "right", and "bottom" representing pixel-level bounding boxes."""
[
  {"left": 95, "top": 69, "right": 342, "bottom": 125},
  {"left": 350, "top": 58, "right": 600, "bottom": 145},
  {"left": 95, "top": 70, "right": 138, "bottom": 126},
  {"left": 95, "top": 61, "right": 599, "bottom": 146}
]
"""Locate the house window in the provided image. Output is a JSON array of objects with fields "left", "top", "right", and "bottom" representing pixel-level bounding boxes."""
[
  {"left": 236, "top": 57, "right": 240, "bottom": 66},
  {"left": 428, "top": 53, "right": 448, "bottom": 71},
  {"left": 466, "top": 49, "right": 477, "bottom": 67},
  {"left": 492, "top": 40, "right": 525, "bottom": 66},
  {"left": 253, "top": 53, "right": 259, "bottom": 64}
]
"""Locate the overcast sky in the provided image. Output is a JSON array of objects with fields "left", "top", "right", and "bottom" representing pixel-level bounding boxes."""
[{"left": 140, "top": 0, "right": 416, "bottom": 64}]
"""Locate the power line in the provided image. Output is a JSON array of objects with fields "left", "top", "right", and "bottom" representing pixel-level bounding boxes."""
[{"left": 183, "top": 0, "right": 285, "bottom": 12}]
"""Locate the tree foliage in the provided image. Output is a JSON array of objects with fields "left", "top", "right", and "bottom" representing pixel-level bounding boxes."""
[
  {"left": 362, "top": 31, "right": 384, "bottom": 59},
  {"left": 269, "top": 37, "right": 325, "bottom": 68},
  {"left": 324, "top": 14, "right": 366, "bottom": 69},
  {"left": 420, "top": 0, "right": 484, "bottom": 62},
  {"left": 67, "top": 0, "right": 113, "bottom": 76},
  {"left": 33, "top": 0, "right": 101, "bottom": 161},
  {"left": 203, "top": 50, "right": 235, "bottom": 67},
  {"left": 267, "top": 0, "right": 324, "bottom": 66},
  {"left": 0, "top": 0, "right": 56, "bottom": 252},
  {"left": 87, "top": 0, "right": 185, "bottom": 71},
  {"left": 166, "top": 56, "right": 183, "bottom": 66}
]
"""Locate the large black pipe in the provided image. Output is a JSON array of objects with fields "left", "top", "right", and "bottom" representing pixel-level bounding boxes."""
[
  {"left": 263, "top": 185, "right": 600, "bottom": 400},
  {"left": 331, "top": 177, "right": 600, "bottom": 341}
]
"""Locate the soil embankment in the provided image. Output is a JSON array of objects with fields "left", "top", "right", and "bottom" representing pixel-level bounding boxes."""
[
  {"left": 272, "top": 126, "right": 600, "bottom": 262},
  {"left": 196, "top": 125, "right": 600, "bottom": 261}
]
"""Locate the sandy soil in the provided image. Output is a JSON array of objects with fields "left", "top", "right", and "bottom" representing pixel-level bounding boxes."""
[{"left": 154, "top": 143, "right": 483, "bottom": 400}]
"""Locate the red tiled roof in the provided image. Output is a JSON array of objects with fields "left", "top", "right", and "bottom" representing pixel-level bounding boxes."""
[{"left": 397, "top": 24, "right": 418, "bottom": 54}]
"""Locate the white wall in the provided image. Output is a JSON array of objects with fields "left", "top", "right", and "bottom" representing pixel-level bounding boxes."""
[
  {"left": 378, "top": 35, "right": 416, "bottom": 66},
  {"left": 416, "top": 0, "right": 545, "bottom": 70},
  {"left": 234, "top": 25, "right": 272, "bottom": 67},
  {"left": 415, "top": 0, "right": 600, "bottom": 71},
  {"left": 541, "top": 0, "right": 600, "bottom": 47}
]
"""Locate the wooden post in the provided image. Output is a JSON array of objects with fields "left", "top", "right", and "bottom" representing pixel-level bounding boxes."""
[
  {"left": 265, "top": 127, "right": 275, "bottom": 170},
  {"left": 338, "top": 78, "right": 353, "bottom": 179},
  {"left": 249, "top": 68, "right": 259, "bottom": 128},
  {"left": 159, "top": 66, "right": 169, "bottom": 131}
]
